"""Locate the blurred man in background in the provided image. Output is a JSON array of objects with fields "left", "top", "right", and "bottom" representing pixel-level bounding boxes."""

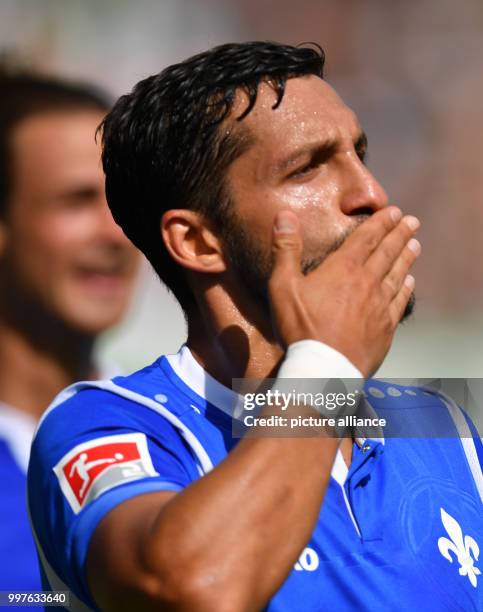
[{"left": 0, "top": 68, "right": 139, "bottom": 592}]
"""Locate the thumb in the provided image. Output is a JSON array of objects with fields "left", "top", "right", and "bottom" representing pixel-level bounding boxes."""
[{"left": 271, "top": 210, "right": 303, "bottom": 278}]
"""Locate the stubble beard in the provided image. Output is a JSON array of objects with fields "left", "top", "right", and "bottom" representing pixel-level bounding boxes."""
[{"left": 221, "top": 210, "right": 415, "bottom": 322}]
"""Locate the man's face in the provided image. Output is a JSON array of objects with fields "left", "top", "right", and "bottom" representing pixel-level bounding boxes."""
[
  {"left": 223, "top": 75, "right": 414, "bottom": 315},
  {"left": 0, "top": 110, "right": 139, "bottom": 335}
]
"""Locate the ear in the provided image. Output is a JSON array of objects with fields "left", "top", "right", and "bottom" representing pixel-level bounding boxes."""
[{"left": 161, "top": 209, "right": 227, "bottom": 274}]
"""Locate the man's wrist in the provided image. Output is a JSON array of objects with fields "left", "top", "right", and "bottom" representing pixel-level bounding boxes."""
[{"left": 277, "top": 339, "right": 364, "bottom": 380}]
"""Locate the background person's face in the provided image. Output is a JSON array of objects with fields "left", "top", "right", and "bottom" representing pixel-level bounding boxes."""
[
  {"left": 222, "top": 76, "right": 414, "bottom": 314},
  {"left": 0, "top": 110, "right": 139, "bottom": 335}
]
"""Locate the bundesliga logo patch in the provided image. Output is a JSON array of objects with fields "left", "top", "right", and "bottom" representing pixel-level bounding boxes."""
[{"left": 53, "top": 433, "right": 158, "bottom": 513}]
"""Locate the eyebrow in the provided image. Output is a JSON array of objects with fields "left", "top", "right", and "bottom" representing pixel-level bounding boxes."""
[{"left": 272, "top": 129, "right": 368, "bottom": 176}]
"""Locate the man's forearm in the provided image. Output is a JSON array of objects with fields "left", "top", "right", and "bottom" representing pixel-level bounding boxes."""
[
  {"left": 140, "top": 432, "right": 340, "bottom": 611},
  {"left": 137, "top": 343, "right": 358, "bottom": 610},
  {"left": 89, "top": 343, "right": 358, "bottom": 611}
]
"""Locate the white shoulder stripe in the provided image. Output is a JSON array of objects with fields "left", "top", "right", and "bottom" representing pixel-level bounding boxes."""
[
  {"left": 103, "top": 380, "right": 214, "bottom": 475},
  {"left": 36, "top": 379, "right": 214, "bottom": 476},
  {"left": 429, "top": 388, "right": 483, "bottom": 503}
]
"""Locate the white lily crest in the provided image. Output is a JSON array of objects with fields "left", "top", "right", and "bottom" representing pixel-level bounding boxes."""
[{"left": 437, "top": 507, "right": 480, "bottom": 588}]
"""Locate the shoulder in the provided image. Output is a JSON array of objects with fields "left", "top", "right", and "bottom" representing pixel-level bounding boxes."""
[
  {"left": 364, "top": 379, "right": 483, "bottom": 500},
  {"left": 364, "top": 379, "right": 444, "bottom": 405},
  {"left": 363, "top": 379, "right": 479, "bottom": 433},
  {"left": 30, "top": 357, "right": 198, "bottom": 481},
  {"left": 362, "top": 378, "right": 479, "bottom": 443},
  {"left": 37, "top": 357, "right": 181, "bottom": 437}
]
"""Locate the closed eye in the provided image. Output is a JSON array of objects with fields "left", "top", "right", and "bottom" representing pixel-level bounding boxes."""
[
  {"left": 289, "top": 144, "right": 336, "bottom": 179},
  {"left": 290, "top": 161, "right": 317, "bottom": 178}
]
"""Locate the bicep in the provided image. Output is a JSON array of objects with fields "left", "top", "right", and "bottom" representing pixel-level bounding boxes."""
[{"left": 86, "top": 490, "right": 178, "bottom": 612}]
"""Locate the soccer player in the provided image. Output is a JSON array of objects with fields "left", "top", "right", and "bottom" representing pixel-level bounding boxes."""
[
  {"left": 28, "top": 42, "right": 482, "bottom": 610},
  {"left": 0, "top": 70, "right": 139, "bottom": 593}
]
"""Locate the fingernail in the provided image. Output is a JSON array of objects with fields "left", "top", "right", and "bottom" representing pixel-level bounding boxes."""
[
  {"left": 408, "top": 238, "right": 421, "bottom": 254},
  {"left": 404, "top": 216, "right": 420, "bottom": 231},
  {"left": 274, "top": 212, "right": 295, "bottom": 233},
  {"left": 404, "top": 274, "right": 415, "bottom": 288},
  {"left": 390, "top": 207, "right": 402, "bottom": 222}
]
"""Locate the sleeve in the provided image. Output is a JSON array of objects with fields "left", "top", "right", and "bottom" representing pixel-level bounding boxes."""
[{"left": 27, "top": 387, "right": 197, "bottom": 609}]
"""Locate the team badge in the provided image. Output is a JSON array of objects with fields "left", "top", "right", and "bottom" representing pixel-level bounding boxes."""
[
  {"left": 438, "top": 507, "right": 481, "bottom": 588},
  {"left": 53, "top": 433, "right": 158, "bottom": 513}
]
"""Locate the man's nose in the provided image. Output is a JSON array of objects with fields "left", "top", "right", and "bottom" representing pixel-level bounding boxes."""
[{"left": 339, "top": 158, "right": 388, "bottom": 216}]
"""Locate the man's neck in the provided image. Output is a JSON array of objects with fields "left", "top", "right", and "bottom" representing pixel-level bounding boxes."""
[
  {"left": 185, "top": 284, "right": 354, "bottom": 466},
  {"left": 186, "top": 287, "right": 283, "bottom": 387},
  {"left": 0, "top": 320, "right": 95, "bottom": 420}
]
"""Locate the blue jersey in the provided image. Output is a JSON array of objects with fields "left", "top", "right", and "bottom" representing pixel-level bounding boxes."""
[
  {"left": 0, "top": 404, "right": 41, "bottom": 600},
  {"left": 28, "top": 346, "right": 483, "bottom": 611}
]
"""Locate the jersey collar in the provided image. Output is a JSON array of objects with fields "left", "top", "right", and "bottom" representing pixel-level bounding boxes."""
[
  {"left": 166, "top": 344, "right": 245, "bottom": 419},
  {"left": 166, "top": 344, "right": 385, "bottom": 484}
]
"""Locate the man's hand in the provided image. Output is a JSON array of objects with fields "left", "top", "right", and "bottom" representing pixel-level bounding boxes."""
[{"left": 268, "top": 207, "right": 421, "bottom": 377}]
